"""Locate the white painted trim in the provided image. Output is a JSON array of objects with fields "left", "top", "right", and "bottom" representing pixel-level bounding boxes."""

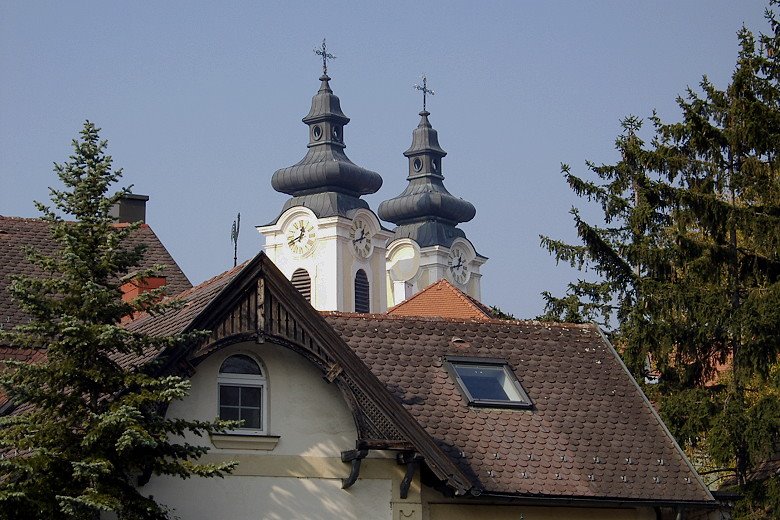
[{"left": 216, "top": 351, "right": 269, "bottom": 435}]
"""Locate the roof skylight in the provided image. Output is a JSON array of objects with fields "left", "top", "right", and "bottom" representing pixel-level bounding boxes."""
[{"left": 447, "top": 357, "right": 532, "bottom": 409}]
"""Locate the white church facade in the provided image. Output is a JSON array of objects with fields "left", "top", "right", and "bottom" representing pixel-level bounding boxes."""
[{"left": 256, "top": 67, "right": 486, "bottom": 313}]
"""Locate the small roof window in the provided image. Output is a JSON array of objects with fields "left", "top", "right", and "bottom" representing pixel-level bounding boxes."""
[{"left": 447, "top": 357, "right": 532, "bottom": 409}]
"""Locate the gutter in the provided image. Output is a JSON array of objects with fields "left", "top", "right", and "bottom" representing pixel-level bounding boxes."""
[{"left": 459, "top": 491, "right": 718, "bottom": 510}]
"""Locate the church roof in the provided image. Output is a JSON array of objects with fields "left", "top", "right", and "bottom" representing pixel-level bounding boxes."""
[
  {"left": 268, "top": 74, "right": 382, "bottom": 222},
  {"left": 378, "top": 110, "right": 476, "bottom": 248},
  {"left": 388, "top": 279, "right": 493, "bottom": 320}
]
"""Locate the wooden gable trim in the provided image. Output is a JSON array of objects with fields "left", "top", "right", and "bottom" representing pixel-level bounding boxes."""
[{"left": 181, "top": 253, "right": 473, "bottom": 496}]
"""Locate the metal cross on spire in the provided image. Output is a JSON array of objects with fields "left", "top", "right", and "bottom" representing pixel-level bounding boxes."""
[
  {"left": 413, "top": 74, "right": 435, "bottom": 111},
  {"left": 314, "top": 39, "right": 336, "bottom": 76}
]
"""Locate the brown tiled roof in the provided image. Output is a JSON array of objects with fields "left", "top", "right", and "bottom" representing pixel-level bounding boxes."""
[
  {"left": 0, "top": 240, "right": 715, "bottom": 504},
  {"left": 387, "top": 280, "right": 493, "bottom": 321},
  {"left": 0, "top": 216, "right": 191, "bottom": 331},
  {"left": 323, "top": 313, "right": 714, "bottom": 503},
  {"left": 125, "top": 262, "right": 246, "bottom": 338}
]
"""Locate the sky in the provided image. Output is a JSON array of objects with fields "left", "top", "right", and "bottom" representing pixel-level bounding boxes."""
[{"left": 0, "top": 1, "right": 771, "bottom": 319}]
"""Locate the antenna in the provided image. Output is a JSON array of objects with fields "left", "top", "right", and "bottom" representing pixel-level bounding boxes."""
[{"left": 231, "top": 212, "right": 241, "bottom": 267}]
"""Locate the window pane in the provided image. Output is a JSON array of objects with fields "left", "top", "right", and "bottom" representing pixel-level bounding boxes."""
[
  {"left": 220, "top": 354, "right": 261, "bottom": 375},
  {"left": 455, "top": 364, "right": 525, "bottom": 402},
  {"left": 220, "top": 406, "right": 240, "bottom": 422},
  {"left": 461, "top": 373, "right": 509, "bottom": 400},
  {"left": 241, "top": 386, "right": 261, "bottom": 407},
  {"left": 220, "top": 385, "right": 240, "bottom": 406},
  {"left": 240, "top": 407, "right": 261, "bottom": 429}
]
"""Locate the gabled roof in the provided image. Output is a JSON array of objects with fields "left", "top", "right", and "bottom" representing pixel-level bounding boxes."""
[
  {"left": 324, "top": 313, "right": 715, "bottom": 505},
  {"left": 0, "top": 216, "right": 192, "bottom": 331},
  {"left": 124, "top": 252, "right": 474, "bottom": 495},
  {"left": 387, "top": 279, "right": 493, "bottom": 321},
  {"left": 1, "top": 239, "right": 715, "bottom": 506}
]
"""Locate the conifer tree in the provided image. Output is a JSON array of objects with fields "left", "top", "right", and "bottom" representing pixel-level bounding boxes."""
[
  {"left": 541, "top": 6, "right": 780, "bottom": 518},
  {"left": 0, "top": 122, "right": 235, "bottom": 519}
]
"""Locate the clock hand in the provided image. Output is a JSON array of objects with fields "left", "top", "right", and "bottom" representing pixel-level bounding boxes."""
[{"left": 288, "top": 227, "right": 306, "bottom": 245}]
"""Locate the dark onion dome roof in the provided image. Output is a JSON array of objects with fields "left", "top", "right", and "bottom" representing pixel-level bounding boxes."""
[
  {"left": 378, "top": 178, "right": 475, "bottom": 225},
  {"left": 378, "top": 110, "right": 476, "bottom": 247},
  {"left": 269, "top": 75, "right": 382, "bottom": 220},
  {"left": 403, "top": 110, "right": 446, "bottom": 157}
]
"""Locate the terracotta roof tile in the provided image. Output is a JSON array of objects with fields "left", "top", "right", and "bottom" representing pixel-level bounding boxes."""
[
  {"left": 387, "top": 280, "right": 493, "bottom": 320},
  {"left": 324, "top": 312, "right": 714, "bottom": 503}
]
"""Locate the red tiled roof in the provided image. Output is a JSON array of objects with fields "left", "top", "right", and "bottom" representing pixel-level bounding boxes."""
[
  {"left": 387, "top": 280, "right": 493, "bottom": 320},
  {"left": 324, "top": 312, "right": 714, "bottom": 503}
]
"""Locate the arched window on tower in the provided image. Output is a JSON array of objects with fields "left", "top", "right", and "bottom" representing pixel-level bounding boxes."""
[
  {"left": 354, "top": 269, "right": 370, "bottom": 313},
  {"left": 291, "top": 268, "right": 311, "bottom": 302}
]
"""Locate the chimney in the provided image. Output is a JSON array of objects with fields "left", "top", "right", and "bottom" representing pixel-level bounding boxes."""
[
  {"left": 121, "top": 276, "right": 167, "bottom": 304},
  {"left": 110, "top": 193, "right": 149, "bottom": 223}
]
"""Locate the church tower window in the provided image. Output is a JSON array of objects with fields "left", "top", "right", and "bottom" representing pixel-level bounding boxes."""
[
  {"left": 291, "top": 268, "right": 312, "bottom": 302},
  {"left": 354, "top": 269, "right": 370, "bottom": 313}
]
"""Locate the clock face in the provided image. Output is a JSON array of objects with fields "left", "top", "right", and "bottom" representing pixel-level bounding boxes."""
[
  {"left": 286, "top": 217, "right": 316, "bottom": 256},
  {"left": 349, "top": 218, "right": 373, "bottom": 259},
  {"left": 448, "top": 246, "right": 470, "bottom": 285}
]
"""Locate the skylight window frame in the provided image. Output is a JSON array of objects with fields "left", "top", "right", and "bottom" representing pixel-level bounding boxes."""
[{"left": 446, "top": 356, "right": 533, "bottom": 409}]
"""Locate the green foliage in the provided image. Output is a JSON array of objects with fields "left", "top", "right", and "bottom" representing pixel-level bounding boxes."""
[
  {"left": 541, "top": 5, "right": 780, "bottom": 518},
  {"left": 0, "top": 122, "right": 235, "bottom": 519},
  {"left": 489, "top": 306, "right": 516, "bottom": 320}
]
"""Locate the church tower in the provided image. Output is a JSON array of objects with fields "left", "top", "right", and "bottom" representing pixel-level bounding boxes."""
[
  {"left": 257, "top": 44, "right": 392, "bottom": 313},
  {"left": 378, "top": 78, "right": 486, "bottom": 306}
]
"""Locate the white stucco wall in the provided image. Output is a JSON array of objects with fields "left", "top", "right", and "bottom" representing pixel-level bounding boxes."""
[
  {"left": 163, "top": 340, "right": 356, "bottom": 457},
  {"left": 146, "top": 475, "right": 391, "bottom": 520},
  {"left": 142, "top": 340, "right": 396, "bottom": 519}
]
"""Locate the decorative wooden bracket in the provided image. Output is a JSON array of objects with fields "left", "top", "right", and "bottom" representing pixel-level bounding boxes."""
[
  {"left": 397, "top": 452, "right": 424, "bottom": 499},
  {"left": 341, "top": 449, "right": 369, "bottom": 489},
  {"left": 325, "top": 362, "right": 343, "bottom": 383}
]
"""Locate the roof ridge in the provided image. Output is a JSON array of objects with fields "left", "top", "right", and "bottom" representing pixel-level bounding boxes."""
[{"left": 323, "top": 310, "right": 596, "bottom": 329}]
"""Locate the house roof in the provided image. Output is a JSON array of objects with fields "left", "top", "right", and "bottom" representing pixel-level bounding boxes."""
[
  {"left": 129, "top": 252, "right": 712, "bottom": 504},
  {"left": 0, "top": 216, "right": 192, "bottom": 331},
  {"left": 1, "top": 243, "right": 715, "bottom": 505},
  {"left": 323, "top": 312, "right": 714, "bottom": 504},
  {"left": 387, "top": 279, "right": 493, "bottom": 321}
]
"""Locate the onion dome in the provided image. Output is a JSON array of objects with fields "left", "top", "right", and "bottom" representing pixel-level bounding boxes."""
[
  {"left": 378, "top": 110, "right": 476, "bottom": 247},
  {"left": 269, "top": 74, "right": 383, "bottom": 221}
]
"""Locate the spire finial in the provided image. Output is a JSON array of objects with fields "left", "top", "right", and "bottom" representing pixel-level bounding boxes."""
[
  {"left": 314, "top": 38, "right": 336, "bottom": 76},
  {"left": 413, "top": 74, "right": 435, "bottom": 112}
]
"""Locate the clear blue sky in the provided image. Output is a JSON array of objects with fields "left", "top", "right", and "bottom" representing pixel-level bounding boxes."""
[{"left": 0, "top": 1, "right": 770, "bottom": 318}]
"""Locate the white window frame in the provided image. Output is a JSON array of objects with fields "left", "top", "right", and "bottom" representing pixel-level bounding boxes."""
[{"left": 217, "top": 354, "right": 268, "bottom": 435}]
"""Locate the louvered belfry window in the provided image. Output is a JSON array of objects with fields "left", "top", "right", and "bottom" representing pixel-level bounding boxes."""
[
  {"left": 354, "top": 269, "right": 370, "bottom": 313},
  {"left": 291, "top": 268, "right": 311, "bottom": 302}
]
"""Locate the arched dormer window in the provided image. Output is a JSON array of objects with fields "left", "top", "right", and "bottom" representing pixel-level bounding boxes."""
[
  {"left": 291, "top": 268, "right": 311, "bottom": 303},
  {"left": 354, "top": 269, "right": 370, "bottom": 313},
  {"left": 218, "top": 354, "right": 266, "bottom": 433}
]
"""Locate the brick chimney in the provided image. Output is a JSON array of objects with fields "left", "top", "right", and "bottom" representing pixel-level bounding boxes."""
[
  {"left": 121, "top": 276, "right": 167, "bottom": 304},
  {"left": 110, "top": 193, "right": 149, "bottom": 223}
]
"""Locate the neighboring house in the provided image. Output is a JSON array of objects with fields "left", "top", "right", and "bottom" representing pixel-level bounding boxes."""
[
  {"left": 0, "top": 211, "right": 191, "bottom": 410},
  {"left": 123, "top": 252, "right": 718, "bottom": 520}
]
